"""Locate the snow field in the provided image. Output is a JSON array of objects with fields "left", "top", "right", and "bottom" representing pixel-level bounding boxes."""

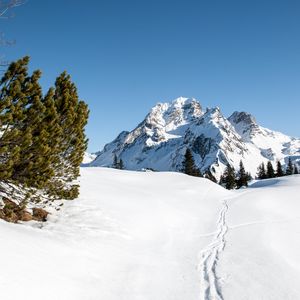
[{"left": 1, "top": 168, "right": 300, "bottom": 300}]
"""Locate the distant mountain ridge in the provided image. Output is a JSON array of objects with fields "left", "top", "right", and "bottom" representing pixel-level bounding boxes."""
[{"left": 88, "top": 97, "right": 300, "bottom": 178}]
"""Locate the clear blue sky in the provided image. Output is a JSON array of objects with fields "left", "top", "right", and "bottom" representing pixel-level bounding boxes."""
[{"left": 3, "top": 0, "right": 300, "bottom": 152}]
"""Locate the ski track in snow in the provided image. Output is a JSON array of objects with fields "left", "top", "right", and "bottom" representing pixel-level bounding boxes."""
[{"left": 198, "top": 199, "right": 228, "bottom": 300}]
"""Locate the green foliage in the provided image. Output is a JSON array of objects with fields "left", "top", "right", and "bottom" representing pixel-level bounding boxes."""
[
  {"left": 266, "top": 161, "right": 275, "bottom": 178},
  {"left": 112, "top": 154, "right": 124, "bottom": 170},
  {"left": 0, "top": 57, "right": 89, "bottom": 200},
  {"left": 257, "top": 162, "right": 267, "bottom": 179},
  {"left": 222, "top": 164, "right": 236, "bottom": 190},
  {"left": 119, "top": 159, "right": 124, "bottom": 170},
  {"left": 286, "top": 158, "right": 294, "bottom": 176},
  {"left": 182, "top": 148, "right": 202, "bottom": 177},
  {"left": 276, "top": 161, "right": 284, "bottom": 177},
  {"left": 236, "top": 160, "right": 249, "bottom": 188}
]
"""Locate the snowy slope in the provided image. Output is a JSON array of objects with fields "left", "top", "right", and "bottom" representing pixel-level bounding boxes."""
[
  {"left": 90, "top": 97, "right": 300, "bottom": 179},
  {"left": 1, "top": 168, "right": 300, "bottom": 300}
]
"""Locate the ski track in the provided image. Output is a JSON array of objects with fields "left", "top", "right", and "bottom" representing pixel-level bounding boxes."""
[{"left": 199, "top": 199, "right": 229, "bottom": 300}]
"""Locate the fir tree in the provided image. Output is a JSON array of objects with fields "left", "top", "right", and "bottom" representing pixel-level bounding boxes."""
[
  {"left": 205, "top": 169, "right": 217, "bottom": 183},
  {"left": 112, "top": 154, "right": 119, "bottom": 169},
  {"left": 276, "top": 161, "right": 284, "bottom": 177},
  {"left": 236, "top": 160, "right": 248, "bottom": 188},
  {"left": 182, "top": 148, "right": 202, "bottom": 177},
  {"left": 266, "top": 161, "right": 275, "bottom": 178},
  {"left": 112, "top": 154, "right": 124, "bottom": 170},
  {"left": 257, "top": 162, "right": 267, "bottom": 179},
  {"left": 286, "top": 158, "right": 294, "bottom": 176},
  {"left": 119, "top": 159, "right": 124, "bottom": 170},
  {"left": 222, "top": 164, "right": 236, "bottom": 190},
  {"left": 294, "top": 165, "right": 299, "bottom": 175},
  {"left": 219, "top": 175, "right": 225, "bottom": 186}
]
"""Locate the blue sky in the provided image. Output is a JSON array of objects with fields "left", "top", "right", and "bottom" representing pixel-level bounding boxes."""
[{"left": 3, "top": 0, "right": 300, "bottom": 152}]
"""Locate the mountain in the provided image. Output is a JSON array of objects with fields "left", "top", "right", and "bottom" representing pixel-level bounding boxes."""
[
  {"left": 82, "top": 152, "right": 97, "bottom": 164},
  {"left": 89, "top": 97, "right": 300, "bottom": 178}
]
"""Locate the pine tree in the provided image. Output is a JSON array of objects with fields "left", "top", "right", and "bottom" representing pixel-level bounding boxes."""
[
  {"left": 294, "top": 165, "right": 299, "bottom": 175},
  {"left": 112, "top": 154, "right": 124, "bottom": 170},
  {"left": 0, "top": 57, "right": 31, "bottom": 181},
  {"left": 182, "top": 148, "right": 202, "bottom": 177},
  {"left": 0, "top": 58, "right": 89, "bottom": 201},
  {"left": 112, "top": 154, "right": 119, "bottom": 169},
  {"left": 222, "top": 164, "right": 236, "bottom": 190},
  {"left": 219, "top": 175, "right": 225, "bottom": 186},
  {"left": 205, "top": 169, "right": 217, "bottom": 183},
  {"left": 276, "top": 161, "right": 284, "bottom": 177},
  {"left": 286, "top": 158, "right": 294, "bottom": 176},
  {"left": 257, "top": 162, "right": 267, "bottom": 179},
  {"left": 10, "top": 70, "right": 55, "bottom": 188},
  {"left": 266, "top": 161, "right": 275, "bottom": 178},
  {"left": 48, "top": 72, "right": 89, "bottom": 199},
  {"left": 236, "top": 160, "right": 249, "bottom": 188},
  {"left": 119, "top": 159, "right": 124, "bottom": 170},
  {"left": 0, "top": 57, "right": 51, "bottom": 187}
]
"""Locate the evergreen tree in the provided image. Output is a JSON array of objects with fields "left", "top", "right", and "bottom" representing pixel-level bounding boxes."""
[
  {"left": 294, "top": 165, "right": 299, "bottom": 175},
  {"left": 222, "top": 164, "right": 236, "bottom": 190},
  {"left": 48, "top": 72, "right": 89, "bottom": 199},
  {"left": 276, "top": 161, "right": 284, "bottom": 177},
  {"left": 182, "top": 148, "right": 202, "bottom": 177},
  {"left": 219, "top": 175, "right": 225, "bottom": 186},
  {"left": 112, "top": 154, "right": 119, "bottom": 169},
  {"left": 266, "top": 161, "right": 275, "bottom": 178},
  {"left": 119, "top": 159, "right": 124, "bottom": 170},
  {"left": 10, "top": 70, "right": 55, "bottom": 188},
  {"left": 236, "top": 160, "right": 248, "bottom": 188},
  {"left": 286, "top": 158, "right": 294, "bottom": 176},
  {"left": 0, "top": 57, "right": 31, "bottom": 181},
  {"left": 257, "top": 162, "right": 267, "bottom": 179},
  {"left": 204, "top": 169, "right": 217, "bottom": 183},
  {"left": 0, "top": 58, "right": 89, "bottom": 200},
  {"left": 112, "top": 154, "right": 124, "bottom": 170}
]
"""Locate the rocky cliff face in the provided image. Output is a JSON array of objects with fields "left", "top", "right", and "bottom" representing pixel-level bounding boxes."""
[{"left": 89, "top": 97, "right": 300, "bottom": 179}]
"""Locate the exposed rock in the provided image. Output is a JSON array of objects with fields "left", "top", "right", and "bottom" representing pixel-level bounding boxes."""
[
  {"left": 19, "top": 211, "right": 33, "bottom": 222},
  {"left": 32, "top": 208, "right": 49, "bottom": 222}
]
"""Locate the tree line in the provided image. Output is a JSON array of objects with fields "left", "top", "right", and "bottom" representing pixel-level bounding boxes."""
[
  {"left": 181, "top": 148, "right": 299, "bottom": 190},
  {"left": 257, "top": 158, "right": 298, "bottom": 179},
  {"left": 0, "top": 57, "right": 89, "bottom": 200}
]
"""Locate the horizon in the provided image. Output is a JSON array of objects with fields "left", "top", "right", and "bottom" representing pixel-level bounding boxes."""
[{"left": 2, "top": 0, "right": 300, "bottom": 152}]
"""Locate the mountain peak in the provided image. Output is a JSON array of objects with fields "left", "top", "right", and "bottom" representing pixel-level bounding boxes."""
[
  {"left": 229, "top": 111, "right": 257, "bottom": 126},
  {"left": 89, "top": 97, "right": 300, "bottom": 178},
  {"left": 228, "top": 111, "right": 260, "bottom": 140}
]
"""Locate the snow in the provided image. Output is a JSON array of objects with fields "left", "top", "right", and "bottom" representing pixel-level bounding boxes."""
[
  {"left": 82, "top": 152, "right": 97, "bottom": 164},
  {"left": 90, "top": 97, "right": 300, "bottom": 179},
  {"left": 1, "top": 168, "right": 300, "bottom": 300}
]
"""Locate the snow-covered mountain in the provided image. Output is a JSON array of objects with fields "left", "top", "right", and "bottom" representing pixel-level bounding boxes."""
[
  {"left": 89, "top": 97, "right": 300, "bottom": 178},
  {"left": 82, "top": 152, "right": 97, "bottom": 164}
]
